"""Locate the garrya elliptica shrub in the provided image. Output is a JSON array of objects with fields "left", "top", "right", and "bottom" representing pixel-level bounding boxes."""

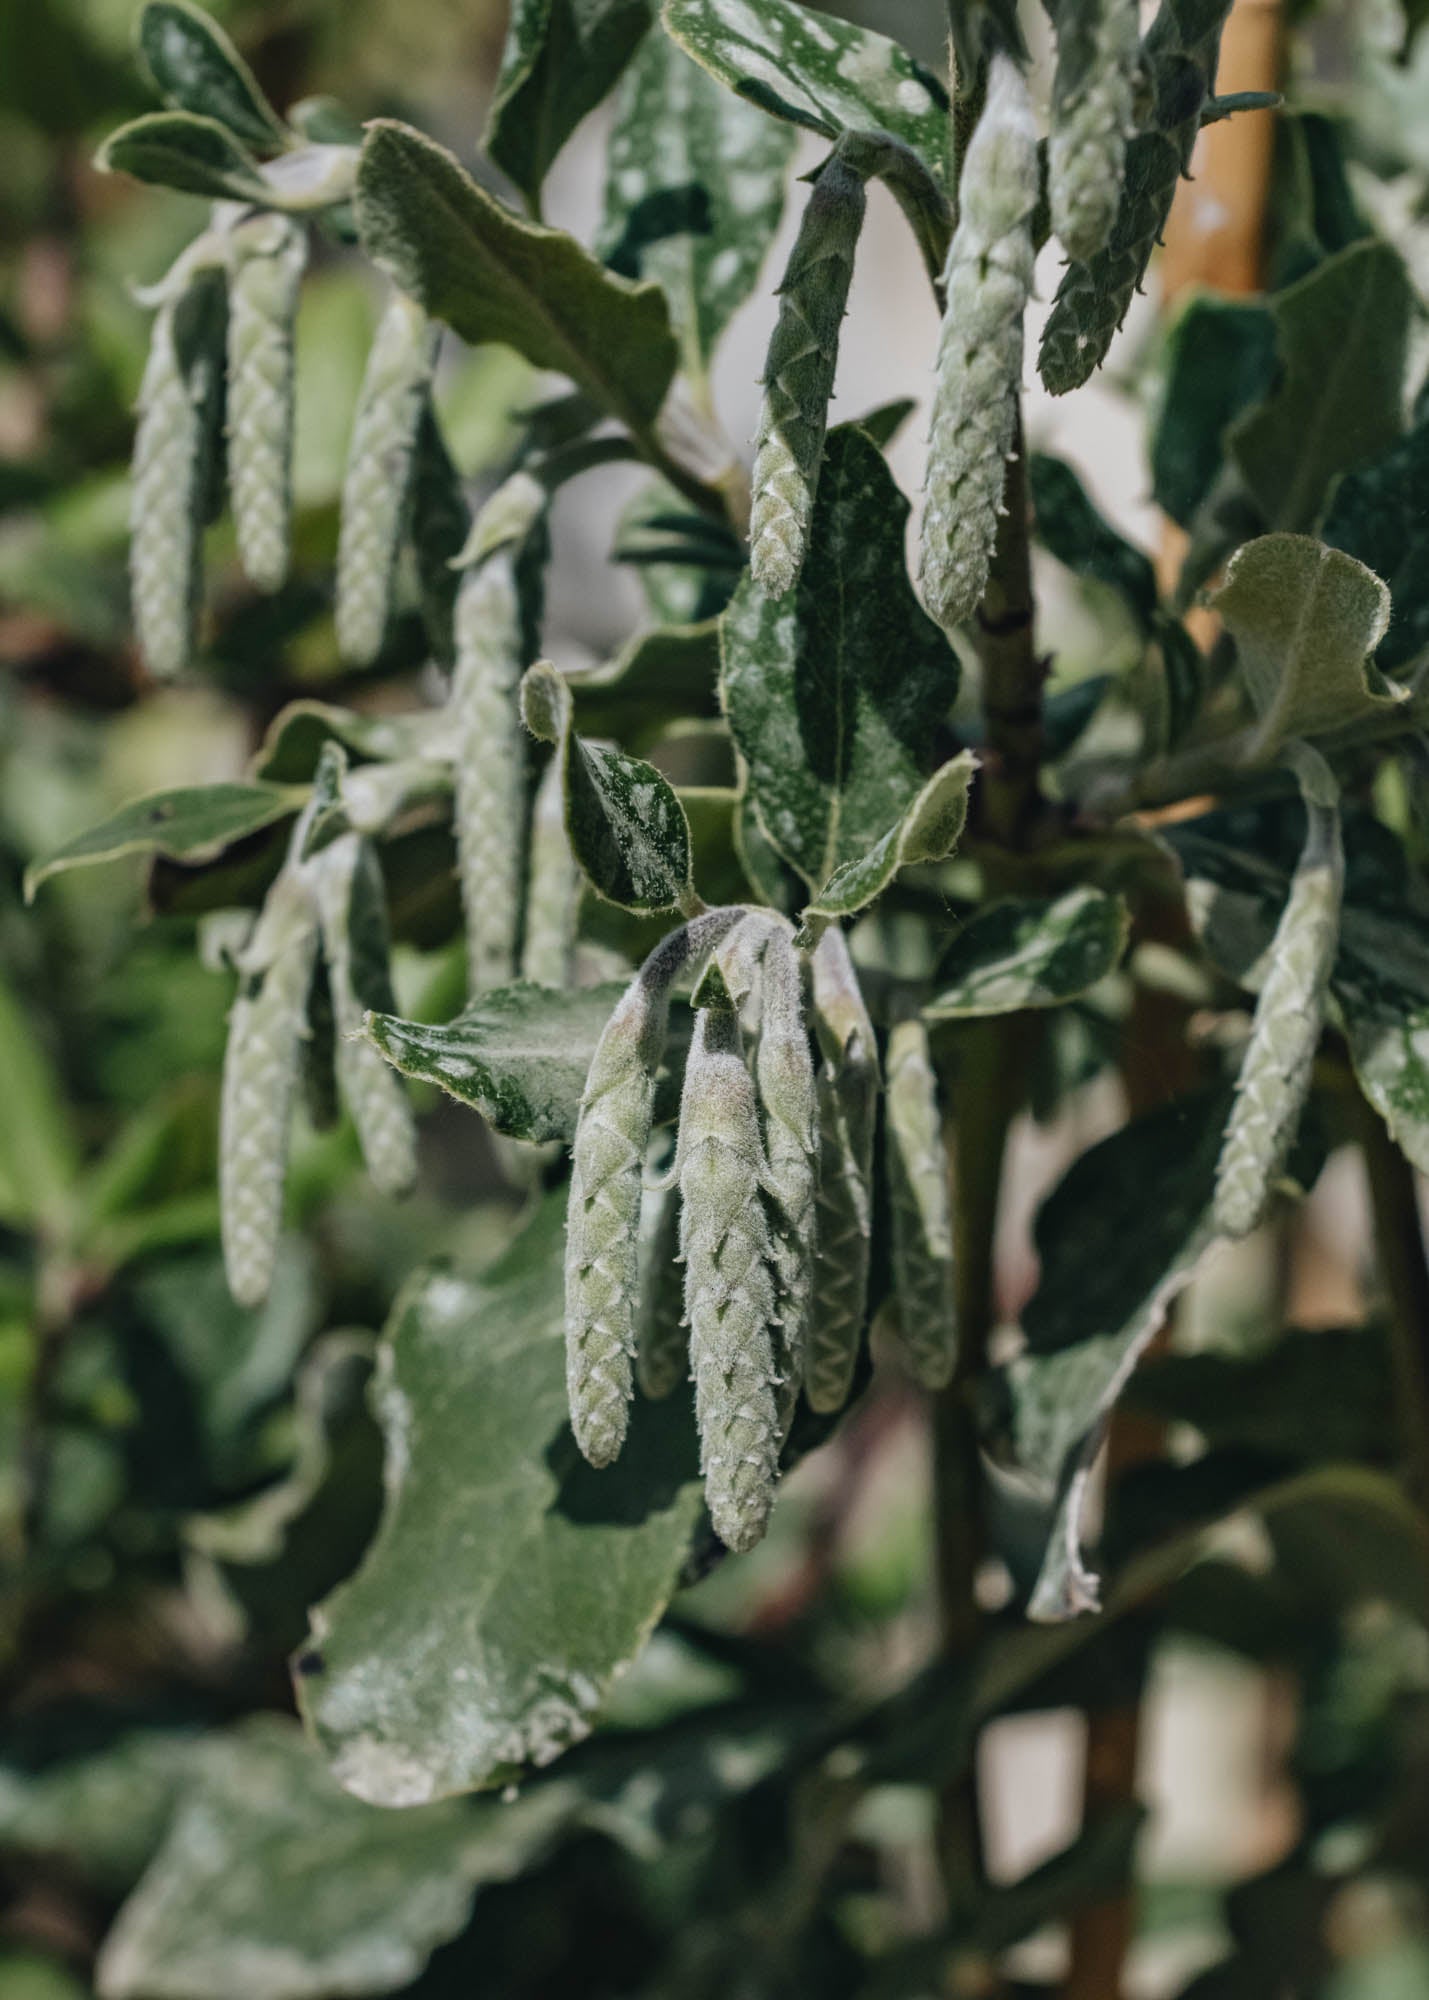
[{"left": 17, "top": 0, "right": 1429, "bottom": 1988}]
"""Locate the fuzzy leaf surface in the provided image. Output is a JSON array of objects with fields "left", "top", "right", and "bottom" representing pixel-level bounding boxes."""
[
  {"left": 487, "top": 0, "right": 654, "bottom": 206},
  {"left": 98, "top": 111, "right": 269, "bottom": 201},
  {"left": 136, "top": 2, "right": 287, "bottom": 151},
  {"left": 925, "top": 888, "right": 1129, "bottom": 1019},
  {"left": 25, "top": 784, "right": 302, "bottom": 899}
]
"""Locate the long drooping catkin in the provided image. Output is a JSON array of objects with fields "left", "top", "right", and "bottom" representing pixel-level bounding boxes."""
[
  {"left": 918, "top": 54, "right": 1039, "bottom": 633},
  {"left": 635, "top": 1151, "right": 687, "bottom": 1402},
  {"left": 1214, "top": 798, "right": 1342, "bottom": 1238},
  {"left": 679, "top": 1000, "right": 781, "bottom": 1553},
  {"left": 754, "top": 929, "right": 817, "bottom": 1434},
  {"left": 1049, "top": 0, "right": 1141, "bottom": 263},
  {"left": 309, "top": 832, "right": 417, "bottom": 1197},
  {"left": 451, "top": 545, "right": 527, "bottom": 997},
  {"left": 225, "top": 212, "right": 306, "bottom": 592},
  {"left": 131, "top": 281, "right": 221, "bottom": 679},
  {"left": 220, "top": 875, "right": 318, "bottom": 1307},
  {"left": 749, "top": 153, "right": 866, "bottom": 599},
  {"left": 521, "top": 754, "right": 580, "bottom": 988},
  {"left": 334, "top": 290, "right": 436, "bottom": 664},
  {"left": 884, "top": 1018, "right": 957, "bottom": 1388},
  {"left": 805, "top": 927, "right": 878, "bottom": 1413}
]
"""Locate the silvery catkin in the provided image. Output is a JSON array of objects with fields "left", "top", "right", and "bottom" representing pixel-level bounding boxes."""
[
  {"left": 334, "top": 290, "right": 436, "bottom": 665},
  {"left": 220, "top": 874, "right": 319, "bottom": 1307},
  {"left": 918, "top": 54, "right": 1039, "bottom": 632},
  {"left": 131, "top": 293, "right": 212, "bottom": 678},
  {"left": 678, "top": 999, "right": 781, "bottom": 1554},
  {"left": 451, "top": 545, "right": 526, "bottom": 997},
  {"left": 225, "top": 212, "right": 307, "bottom": 592},
  {"left": 884, "top": 1018, "right": 957, "bottom": 1388},
  {"left": 805, "top": 927, "right": 878, "bottom": 1413},
  {"left": 1214, "top": 798, "right": 1343, "bottom": 1239},
  {"left": 309, "top": 832, "right": 417, "bottom": 1197},
  {"left": 754, "top": 929, "right": 818, "bottom": 1433},
  {"left": 520, "top": 754, "right": 580, "bottom": 988},
  {"left": 1049, "top": 0, "right": 1141, "bottom": 263},
  {"left": 749, "top": 153, "right": 866, "bottom": 598}
]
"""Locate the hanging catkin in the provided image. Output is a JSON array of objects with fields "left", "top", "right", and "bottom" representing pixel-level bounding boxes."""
[
  {"left": 451, "top": 544, "right": 528, "bottom": 997},
  {"left": 1049, "top": 0, "right": 1141, "bottom": 264},
  {"left": 225, "top": 212, "right": 307, "bottom": 592},
  {"left": 220, "top": 874, "right": 319, "bottom": 1307},
  {"left": 1214, "top": 797, "right": 1342, "bottom": 1239},
  {"left": 753, "top": 929, "right": 818, "bottom": 1434},
  {"left": 749, "top": 152, "right": 866, "bottom": 599},
  {"left": 334, "top": 290, "right": 436, "bottom": 665},
  {"left": 805, "top": 927, "right": 878, "bottom": 1413},
  {"left": 678, "top": 993, "right": 781, "bottom": 1554},
  {"left": 635, "top": 1148, "right": 687, "bottom": 1402},
  {"left": 884, "top": 1018, "right": 958, "bottom": 1388},
  {"left": 520, "top": 753, "right": 580, "bottom": 988},
  {"left": 918, "top": 53, "right": 1039, "bottom": 633}
]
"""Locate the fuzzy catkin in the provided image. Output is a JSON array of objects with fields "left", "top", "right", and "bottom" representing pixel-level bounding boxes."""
[
  {"left": 754, "top": 930, "right": 818, "bottom": 1434},
  {"left": 1049, "top": 0, "right": 1141, "bottom": 263},
  {"left": 310, "top": 832, "right": 418, "bottom": 1197},
  {"left": 131, "top": 295, "right": 211, "bottom": 679},
  {"left": 635, "top": 1155, "right": 687, "bottom": 1402},
  {"left": 521, "top": 754, "right": 580, "bottom": 988},
  {"left": 225, "top": 213, "right": 307, "bottom": 593},
  {"left": 918, "top": 55, "right": 1039, "bottom": 632},
  {"left": 749, "top": 154, "right": 866, "bottom": 599},
  {"left": 451, "top": 548, "right": 527, "bottom": 997},
  {"left": 884, "top": 1018, "right": 957, "bottom": 1388},
  {"left": 1214, "top": 799, "right": 1343, "bottom": 1239},
  {"left": 805, "top": 928, "right": 878, "bottom": 1413},
  {"left": 220, "top": 878, "right": 318, "bottom": 1307},
  {"left": 679, "top": 1002, "right": 781, "bottom": 1554},
  {"left": 334, "top": 291, "right": 436, "bottom": 665}
]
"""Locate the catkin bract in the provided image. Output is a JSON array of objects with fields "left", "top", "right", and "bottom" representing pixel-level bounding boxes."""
[
  {"left": 335, "top": 291, "right": 436, "bottom": 665},
  {"left": 884, "top": 1018, "right": 958, "bottom": 1388},
  {"left": 1049, "top": 0, "right": 1141, "bottom": 264},
  {"left": 679, "top": 1003, "right": 781, "bottom": 1554},
  {"left": 452, "top": 546, "right": 528, "bottom": 997},
  {"left": 521, "top": 754, "right": 580, "bottom": 988},
  {"left": 1214, "top": 798, "right": 1342, "bottom": 1238},
  {"left": 805, "top": 928, "right": 878, "bottom": 1413},
  {"left": 918, "top": 55, "right": 1039, "bottom": 632},
  {"left": 749, "top": 154, "right": 866, "bottom": 599},
  {"left": 225, "top": 212, "right": 307, "bottom": 592},
  {"left": 753, "top": 929, "right": 818, "bottom": 1435}
]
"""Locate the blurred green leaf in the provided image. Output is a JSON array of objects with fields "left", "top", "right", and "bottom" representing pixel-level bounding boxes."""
[
  {"left": 97, "top": 110, "right": 269, "bottom": 201},
  {"left": 1323, "top": 412, "right": 1429, "bottom": 673},
  {"left": 0, "top": 971, "right": 80, "bottom": 1234},
  {"left": 136, "top": 2, "right": 287, "bottom": 153},
  {"left": 487, "top": 0, "right": 654, "bottom": 207},
  {"left": 1029, "top": 454, "right": 1159, "bottom": 629},
  {"left": 1151, "top": 294, "right": 1277, "bottom": 529},
  {"left": 25, "top": 783, "right": 303, "bottom": 900},
  {"left": 925, "top": 888, "right": 1129, "bottom": 1019}
]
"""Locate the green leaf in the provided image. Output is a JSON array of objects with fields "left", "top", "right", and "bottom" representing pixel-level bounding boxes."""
[
  {"left": 0, "top": 972, "right": 80, "bottom": 1234},
  {"left": 96, "top": 1717, "right": 575, "bottom": 1998},
  {"left": 522, "top": 660, "right": 695, "bottom": 912},
  {"left": 1323, "top": 413, "right": 1429, "bottom": 673},
  {"left": 97, "top": 111, "right": 269, "bottom": 202},
  {"left": 600, "top": 26, "right": 795, "bottom": 376},
  {"left": 661, "top": 0, "right": 949, "bottom": 185},
  {"left": 136, "top": 2, "right": 287, "bottom": 153},
  {"left": 721, "top": 425, "right": 959, "bottom": 889},
  {"left": 251, "top": 702, "right": 447, "bottom": 785},
  {"left": 1151, "top": 294, "right": 1277, "bottom": 528},
  {"left": 25, "top": 783, "right": 303, "bottom": 900},
  {"left": 1213, "top": 534, "right": 1407, "bottom": 760},
  {"left": 924, "top": 888, "right": 1130, "bottom": 1019},
  {"left": 487, "top": 0, "right": 655, "bottom": 207},
  {"left": 804, "top": 752, "right": 976, "bottom": 923},
  {"left": 0, "top": 1730, "right": 208, "bottom": 1900},
  {"left": 1028, "top": 453, "right": 1158, "bottom": 630},
  {"left": 298, "top": 1194, "right": 706, "bottom": 1802},
  {"left": 366, "top": 980, "right": 631, "bottom": 1143},
  {"left": 354, "top": 121, "right": 679, "bottom": 436},
  {"left": 1228, "top": 240, "right": 1412, "bottom": 532},
  {"left": 567, "top": 618, "right": 722, "bottom": 746}
]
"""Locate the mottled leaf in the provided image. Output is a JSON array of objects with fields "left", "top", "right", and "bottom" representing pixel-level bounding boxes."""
[
  {"left": 721, "top": 425, "right": 959, "bottom": 889},
  {"left": 1029, "top": 454, "right": 1158, "bottom": 629},
  {"left": 1323, "top": 413, "right": 1429, "bottom": 672},
  {"left": 488, "top": 0, "right": 654, "bottom": 206},
  {"left": 97, "top": 111, "right": 269, "bottom": 202},
  {"left": 136, "top": 2, "right": 287, "bottom": 152},
  {"left": 925, "top": 887, "right": 1129, "bottom": 1019},
  {"left": 25, "top": 784, "right": 303, "bottom": 900},
  {"left": 1151, "top": 294, "right": 1277, "bottom": 528},
  {"left": 805, "top": 751, "right": 976, "bottom": 922},
  {"left": 298, "top": 1195, "right": 705, "bottom": 1803}
]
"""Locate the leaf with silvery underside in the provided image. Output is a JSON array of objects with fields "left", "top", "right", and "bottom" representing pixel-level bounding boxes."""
[
  {"left": 487, "top": 0, "right": 654, "bottom": 207},
  {"left": 1228, "top": 240, "right": 1412, "bottom": 533},
  {"left": 600, "top": 26, "right": 795, "bottom": 376},
  {"left": 298, "top": 1193, "right": 706, "bottom": 1803},
  {"left": 804, "top": 752, "right": 976, "bottom": 924},
  {"left": 136, "top": 2, "right": 287, "bottom": 153},
  {"left": 354, "top": 122, "right": 679, "bottom": 438},
  {"left": 25, "top": 784, "right": 303, "bottom": 901},
  {"left": 662, "top": 0, "right": 949, "bottom": 187},
  {"left": 1323, "top": 413, "right": 1429, "bottom": 673},
  {"left": 251, "top": 702, "right": 448, "bottom": 784},
  {"left": 925, "top": 888, "right": 1129, "bottom": 1020},
  {"left": 1151, "top": 294, "right": 1278, "bottom": 528},
  {"left": 721, "top": 425, "right": 960, "bottom": 889},
  {"left": 1028, "top": 454, "right": 1158, "bottom": 631},
  {"left": 97, "top": 113, "right": 270, "bottom": 203},
  {"left": 1213, "top": 535, "right": 1408, "bottom": 764}
]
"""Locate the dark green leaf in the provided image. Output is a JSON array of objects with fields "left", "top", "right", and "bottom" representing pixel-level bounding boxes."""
[
  {"left": 804, "top": 752, "right": 976, "bottom": 922},
  {"left": 25, "top": 783, "right": 303, "bottom": 900},
  {"left": 721, "top": 425, "right": 959, "bottom": 889},
  {"left": 97, "top": 111, "right": 269, "bottom": 202},
  {"left": 662, "top": 0, "right": 949, "bottom": 185},
  {"left": 355, "top": 121, "right": 678, "bottom": 436},
  {"left": 1151, "top": 295, "right": 1278, "bottom": 528},
  {"left": 251, "top": 703, "right": 449, "bottom": 785},
  {"left": 925, "top": 888, "right": 1129, "bottom": 1018},
  {"left": 298, "top": 1195, "right": 705, "bottom": 1801},
  {"left": 1323, "top": 413, "right": 1429, "bottom": 672},
  {"left": 488, "top": 0, "right": 654, "bottom": 207},
  {"left": 0, "top": 1730, "right": 206, "bottom": 1900},
  {"left": 136, "top": 1, "right": 286, "bottom": 152},
  {"left": 850, "top": 396, "right": 917, "bottom": 451},
  {"left": 1029, "top": 453, "right": 1158, "bottom": 629},
  {"left": 568, "top": 619, "right": 722, "bottom": 744},
  {"left": 0, "top": 972, "right": 80, "bottom": 1234}
]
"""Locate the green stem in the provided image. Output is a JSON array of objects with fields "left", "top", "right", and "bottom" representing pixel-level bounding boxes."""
[{"left": 1358, "top": 1096, "right": 1429, "bottom": 1498}]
